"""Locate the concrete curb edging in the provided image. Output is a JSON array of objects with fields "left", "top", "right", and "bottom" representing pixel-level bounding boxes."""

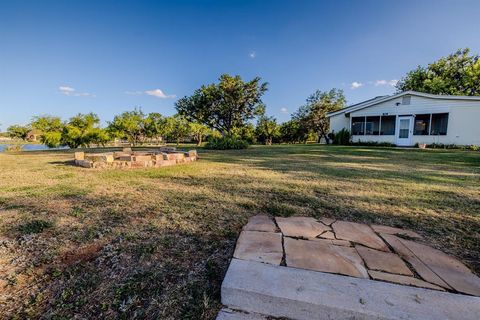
[{"left": 221, "top": 258, "right": 480, "bottom": 320}]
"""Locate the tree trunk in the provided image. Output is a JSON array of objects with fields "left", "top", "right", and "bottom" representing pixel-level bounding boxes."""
[{"left": 197, "top": 135, "right": 202, "bottom": 146}]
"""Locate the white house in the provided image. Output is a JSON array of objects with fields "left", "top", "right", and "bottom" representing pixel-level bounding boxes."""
[{"left": 327, "top": 91, "right": 480, "bottom": 146}]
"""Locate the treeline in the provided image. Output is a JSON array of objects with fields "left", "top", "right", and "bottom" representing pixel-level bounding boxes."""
[
  {"left": 7, "top": 48, "right": 479, "bottom": 149},
  {"left": 7, "top": 74, "right": 347, "bottom": 149}
]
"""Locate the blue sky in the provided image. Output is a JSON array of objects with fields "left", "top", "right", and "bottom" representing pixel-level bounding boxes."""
[{"left": 1, "top": 0, "right": 479, "bottom": 130}]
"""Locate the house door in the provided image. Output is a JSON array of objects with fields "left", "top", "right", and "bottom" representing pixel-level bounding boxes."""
[{"left": 396, "top": 116, "right": 414, "bottom": 146}]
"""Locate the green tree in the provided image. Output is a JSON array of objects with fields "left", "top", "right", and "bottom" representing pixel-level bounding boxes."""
[
  {"left": 7, "top": 124, "right": 31, "bottom": 141},
  {"left": 107, "top": 109, "right": 145, "bottom": 146},
  {"left": 231, "top": 123, "right": 256, "bottom": 144},
  {"left": 144, "top": 112, "right": 166, "bottom": 142},
  {"left": 279, "top": 119, "right": 308, "bottom": 143},
  {"left": 255, "top": 115, "right": 280, "bottom": 145},
  {"left": 86, "top": 127, "right": 110, "bottom": 147},
  {"left": 61, "top": 113, "right": 102, "bottom": 148},
  {"left": 31, "top": 115, "right": 64, "bottom": 147},
  {"left": 164, "top": 115, "right": 191, "bottom": 146},
  {"left": 176, "top": 74, "right": 268, "bottom": 135},
  {"left": 189, "top": 122, "right": 210, "bottom": 146},
  {"left": 293, "top": 89, "right": 345, "bottom": 144},
  {"left": 396, "top": 48, "right": 480, "bottom": 95}
]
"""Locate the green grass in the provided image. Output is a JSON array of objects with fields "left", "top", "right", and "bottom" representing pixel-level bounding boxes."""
[{"left": 0, "top": 145, "right": 479, "bottom": 319}]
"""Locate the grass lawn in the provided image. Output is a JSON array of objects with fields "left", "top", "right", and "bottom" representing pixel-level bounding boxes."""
[{"left": 0, "top": 145, "right": 479, "bottom": 319}]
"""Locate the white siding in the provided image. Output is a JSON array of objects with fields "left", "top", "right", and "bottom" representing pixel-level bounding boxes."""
[
  {"left": 330, "top": 95, "right": 480, "bottom": 146},
  {"left": 329, "top": 113, "right": 350, "bottom": 133}
]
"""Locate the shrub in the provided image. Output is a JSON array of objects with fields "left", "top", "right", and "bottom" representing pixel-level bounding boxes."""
[
  {"left": 426, "top": 143, "right": 480, "bottom": 150},
  {"left": 18, "top": 219, "right": 53, "bottom": 234},
  {"left": 332, "top": 129, "right": 351, "bottom": 145},
  {"left": 5, "top": 145, "right": 24, "bottom": 152},
  {"left": 205, "top": 135, "right": 249, "bottom": 150},
  {"left": 350, "top": 141, "right": 396, "bottom": 147}
]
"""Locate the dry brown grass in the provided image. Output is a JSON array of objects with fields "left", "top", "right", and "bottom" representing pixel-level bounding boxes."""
[{"left": 0, "top": 145, "right": 479, "bottom": 319}]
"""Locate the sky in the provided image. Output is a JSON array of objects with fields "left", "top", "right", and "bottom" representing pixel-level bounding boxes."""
[{"left": 1, "top": 0, "right": 479, "bottom": 130}]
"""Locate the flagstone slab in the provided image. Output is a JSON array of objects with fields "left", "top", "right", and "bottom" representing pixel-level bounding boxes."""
[
  {"left": 356, "top": 245, "right": 413, "bottom": 276},
  {"left": 221, "top": 259, "right": 480, "bottom": 320},
  {"left": 317, "top": 230, "right": 335, "bottom": 239},
  {"left": 381, "top": 234, "right": 452, "bottom": 289},
  {"left": 275, "top": 217, "right": 330, "bottom": 239},
  {"left": 371, "top": 224, "right": 422, "bottom": 239},
  {"left": 284, "top": 237, "right": 368, "bottom": 278},
  {"left": 233, "top": 231, "right": 283, "bottom": 265},
  {"left": 242, "top": 215, "right": 277, "bottom": 233},
  {"left": 398, "top": 237, "right": 480, "bottom": 296},
  {"left": 319, "top": 217, "right": 336, "bottom": 226},
  {"left": 313, "top": 238, "right": 351, "bottom": 247},
  {"left": 332, "top": 221, "right": 389, "bottom": 251},
  {"left": 368, "top": 270, "right": 445, "bottom": 291}
]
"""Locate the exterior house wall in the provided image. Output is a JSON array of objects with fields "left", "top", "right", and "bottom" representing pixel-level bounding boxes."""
[
  {"left": 329, "top": 113, "right": 350, "bottom": 134},
  {"left": 329, "top": 95, "right": 480, "bottom": 146}
]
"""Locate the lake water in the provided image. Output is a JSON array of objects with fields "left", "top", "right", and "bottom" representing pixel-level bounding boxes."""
[{"left": 0, "top": 144, "right": 69, "bottom": 152}]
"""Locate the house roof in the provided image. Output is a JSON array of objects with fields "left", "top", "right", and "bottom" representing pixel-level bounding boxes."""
[{"left": 327, "top": 91, "right": 480, "bottom": 117}]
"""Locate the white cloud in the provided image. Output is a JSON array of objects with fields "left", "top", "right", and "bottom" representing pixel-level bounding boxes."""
[
  {"left": 374, "top": 79, "right": 398, "bottom": 87},
  {"left": 280, "top": 107, "right": 289, "bottom": 114},
  {"left": 59, "top": 86, "right": 94, "bottom": 97},
  {"left": 144, "top": 89, "right": 176, "bottom": 99},
  {"left": 249, "top": 51, "right": 256, "bottom": 59},
  {"left": 350, "top": 81, "right": 363, "bottom": 89}
]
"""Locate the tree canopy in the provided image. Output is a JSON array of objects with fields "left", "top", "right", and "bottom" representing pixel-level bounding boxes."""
[
  {"left": 255, "top": 115, "right": 280, "bottom": 145},
  {"left": 31, "top": 115, "right": 64, "bottom": 148},
  {"left": 62, "top": 113, "right": 105, "bottom": 148},
  {"left": 175, "top": 74, "right": 268, "bottom": 135},
  {"left": 293, "top": 89, "right": 346, "bottom": 144},
  {"left": 396, "top": 48, "right": 480, "bottom": 96},
  {"left": 107, "top": 109, "right": 146, "bottom": 146},
  {"left": 6, "top": 124, "right": 31, "bottom": 141}
]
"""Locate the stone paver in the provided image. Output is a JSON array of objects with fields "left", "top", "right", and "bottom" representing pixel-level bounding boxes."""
[
  {"left": 276, "top": 216, "right": 330, "bottom": 239},
  {"left": 381, "top": 234, "right": 452, "bottom": 289},
  {"left": 242, "top": 215, "right": 277, "bottom": 233},
  {"left": 371, "top": 224, "right": 422, "bottom": 239},
  {"left": 219, "top": 216, "right": 480, "bottom": 320},
  {"left": 284, "top": 237, "right": 368, "bottom": 278},
  {"left": 399, "top": 237, "right": 480, "bottom": 296},
  {"left": 368, "top": 270, "right": 445, "bottom": 291},
  {"left": 313, "top": 238, "right": 351, "bottom": 247},
  {"left": 356, "top": 245, "right": 413, "bottom": 276},
  {"left": 319, "top": 217, "right": 336, "bottom": 226},
  {"left": 221, "top": 259, "right": 480, "bottom": 320},
  {"left": 233, "top": 231, "right": 283, "bottom": 265},
  {"left": 317, "top": 230, "right": 335, "bottom": 239},
  {"left": 332, "top": 221, "right": 389, "bottom": 251}
]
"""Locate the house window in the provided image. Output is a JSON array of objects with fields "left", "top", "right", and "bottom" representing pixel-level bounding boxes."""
[
  {"left": 351, "top": 117, "right": 365, "bottom": 135},
  {"left": 366, "top": 116, "right": 380, "bottom": 135},
  {"left": 380, "top": 116, "right": 395, "bottom": 135},
  {"left": 414, "top": 114, "right": 430, "bottom": 135},
  {"left": 430, "top": 113, "right": 448, "bottom": 135}
]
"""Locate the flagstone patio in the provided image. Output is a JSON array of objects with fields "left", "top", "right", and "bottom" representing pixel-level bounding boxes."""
[{"left": 219, "top": 215, "right": 480, "bottom": 319}]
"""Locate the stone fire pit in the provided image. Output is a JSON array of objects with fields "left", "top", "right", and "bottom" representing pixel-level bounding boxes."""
[{"left": 74, "top": 147, "right": 198, "bottom": 168}]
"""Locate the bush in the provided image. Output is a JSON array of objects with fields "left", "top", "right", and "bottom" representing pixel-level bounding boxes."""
[
  {"left": 350, "top": 141, "right": 396, "bottom": 147},
  {"left": 332, "top": 129, "right": 351, "bottom": 145},
  {"left": 18, "top": 219, "right": 53, "bottom": 234},
  {"left": 205, "top": 135, "right": 249, "bottom": 150},
  {"left": 5, "top": 145, "right": 24, "bottom": 152},
  {"left": 427, "top": 143, "right": 479, "bottom": 150}
]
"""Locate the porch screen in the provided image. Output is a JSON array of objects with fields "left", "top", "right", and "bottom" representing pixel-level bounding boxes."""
[
  {"left": 366, "top": 116, "right": 380, "bottom": 135},
  {"left": 380, "top": 116, "right": 395, "bottom": 135},
  {"left": 430, "top": 113, "right": 448, "bottom": 135},
  {"left": 351, "top": 117, "right": 365, "bottom": 135}
]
